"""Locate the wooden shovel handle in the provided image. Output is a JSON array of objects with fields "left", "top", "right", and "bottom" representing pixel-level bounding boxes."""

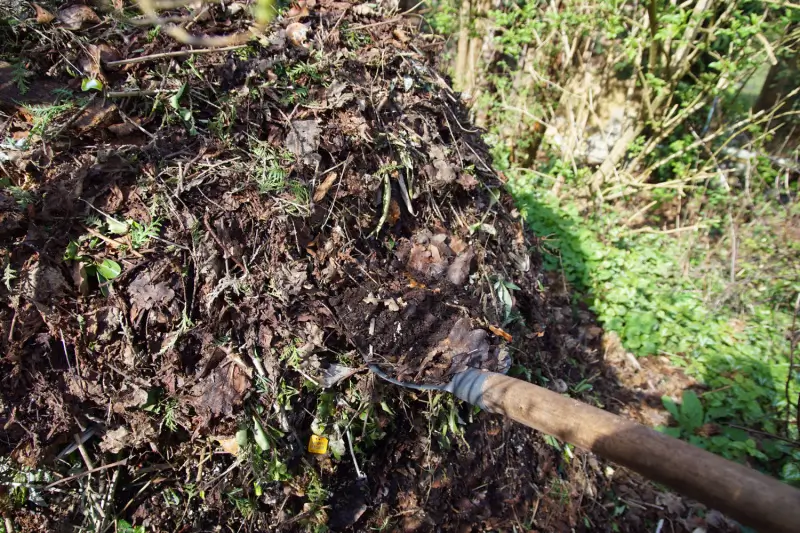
[{"left": 461, "top": 371, "right": 800, "bottom": 532}]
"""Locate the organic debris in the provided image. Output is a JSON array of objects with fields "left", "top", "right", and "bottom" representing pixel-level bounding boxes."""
[{"left": 0, "top": 1, "right": 710, "bottom": 531}]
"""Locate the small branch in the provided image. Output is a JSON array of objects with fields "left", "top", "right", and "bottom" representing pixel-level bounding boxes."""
[
  {"left": 628, "top": 224, "right": 705, "bottom": 235},
  {"left": 106, "top": 89, "right": 170, "bottom": 98},
  {"left": 105, "top": 45, "right": 247, "bottom": 67},
  {"left": 624, "top": 200, "right": 658, "bottom": 227},
  {"left": 80, "top": 225, "right": 144, "bottom": 259},
  {"left": 45, "top": 459, "right": 128, "bottom": 490},
  {"left": 728, "top": 424, "right": 800, "bottom": 448}
]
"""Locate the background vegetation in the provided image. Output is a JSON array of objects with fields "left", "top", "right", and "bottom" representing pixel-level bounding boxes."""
[{"left": 426, "top": 0, "right": 800, "bottom": 481}]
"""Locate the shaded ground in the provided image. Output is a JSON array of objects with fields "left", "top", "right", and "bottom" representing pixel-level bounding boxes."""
[{"left": 0, "top": 2, "right": 741, "bottom": 532}]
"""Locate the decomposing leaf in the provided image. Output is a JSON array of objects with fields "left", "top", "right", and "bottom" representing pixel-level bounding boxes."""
[
  {"left": 427, "top": 146, "right": 456, "bottom": 184},
  {"left": 32, "top": 3, "right": 56, "bottom": 24},
  {"left": 72, "top": 101, "right": 117, "bottom": 134},
  {"left": 320, "top": 363, "right": 358, "bottom": 388},
  {"left": 100, "top": 413, "right": 157, "bottom": 453},
  {"left": 448, "top": 318, "right": 490, "bottom": 360},
  {"left": 286, "top": 119, "right": 320, "bottom": 158},
  {"left": 362, "top": 292, "right": 379, "bottom": 305},
  {"left": 58, "top": 5, "right": 101, "bottom": 31},
  {"left": 457, "top": 172, "right": 479, "bottom": 190},
  {"left": 326, "top": 80, "right": 353, "bottom": 108},
  {"left": 22, "top": 262, "right": 68, "bottom": 303},
  {"left": 128, "top": 270, "right": 175, "bottom": 316},
  {"left": 73, "top": 262, "right": 90, "bottom": 296},
  {"left": 108, "top": 121, "right": 139, "bottom": 136},
  {"left": 393, "top": 28, "right": 410, "bottom": 43},
  {"left": 192, "top": 360, "right": 251, "bottom": 426},
  {"left": 352, "top": 4, "right": 374, "bottom": 15},
  {"left": 447, "top": 249, "right": 474, "bottom": 285}
]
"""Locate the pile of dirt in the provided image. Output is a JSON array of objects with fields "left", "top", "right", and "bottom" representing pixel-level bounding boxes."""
[{"left": 0, "top": 2, "right": 731, "bottom": 532}]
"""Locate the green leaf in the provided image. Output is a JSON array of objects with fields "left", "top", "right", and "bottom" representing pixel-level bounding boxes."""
[
  {"left": 252, "top": 416, "right": 270, "bottom": 451},
  {"left": 656, "top": 425, "right": 682, "bottom": 438},
  {"left": 97, "top": 273, "right": 110, "bottom": 297},
  {"left": 661, "top": 396, "right": 680, "bottom": 420},
  {"left": 81, "top": 78, "right": 104, "bottom": 92},
  {"left": 680, "top": 390, "right": 704, "bottom": 431},
  {"left": 781, "top": 462, "right": 800, "bottom": 484},
  {"left": 169, "top": 84, "right": 187, "bottom": 110},
  {"left": 95, "top": 258, "right": 121, "bottom": 280},
  {"left": 63, "top": 241, "right": 80, "bottom": 261},
  {"left": 236, "top": 428, "right": 249, "bottom": 447},
  {"left": 105, "top": 217, "right": 129, "bottom": 235},
  {"left": 116, "top": 520, "right": 145, "bottom": 533}
]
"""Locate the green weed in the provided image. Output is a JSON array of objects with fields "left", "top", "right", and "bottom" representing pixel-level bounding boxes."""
[
  {"left": 226, "top": 488, "right": 256, "bottom": 519},
  {"left": 11, "top": 61, "right": 28, "bottom": 94},
  {"left": 2, "top": 262, "right": 16, "bottom": 292},
  {"left": 509, "top": 172, "right": 800, "bottom": 480},
  {"left": 342, "top": 25, "right": 371, "bottom": 49},
  {"left": 5, "top": 186, "right": 34, "bottom": 207},
  {"left": 116, "top": 519, "right": 146, "bottom": 533},
  {"left": 146, "top": 25, "right": 161, "bottom": 42},
  {"left": 24, "top": 102, "right": 74, "bottom": 139},
  {"left": 129, "top": 218, "right": 162, "bottom": 250},
  {"left": 251, "top": 140, "right": 294, "bottom": 194},
  {"left": 427, "top": 392, "right": 466, "bottom": 450}
]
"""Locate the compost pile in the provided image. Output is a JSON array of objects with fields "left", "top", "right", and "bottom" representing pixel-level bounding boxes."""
[{"left": 0, "top": 2, "right": 709, "bottom": 532}]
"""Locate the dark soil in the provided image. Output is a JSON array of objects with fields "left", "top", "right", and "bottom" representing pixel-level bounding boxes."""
[{"left": 0, "top": 1, "right": 738, "bottom": 532}]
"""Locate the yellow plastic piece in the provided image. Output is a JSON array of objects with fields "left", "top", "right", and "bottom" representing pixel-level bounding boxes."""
[{"left": 308, "top": 434, "right": 328, "bottom": 454}]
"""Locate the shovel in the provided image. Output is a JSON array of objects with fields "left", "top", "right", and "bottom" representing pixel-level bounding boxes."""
[{"left": 369, "top": 364, "right": 800, "bottom": 532}]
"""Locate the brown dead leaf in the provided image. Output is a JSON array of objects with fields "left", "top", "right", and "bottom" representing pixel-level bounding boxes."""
[
  {"left": 457, "top": 171, "right": 479, "bottom": 190},
  {"left": 22, "top": 262, "right": 68, "bottom": 303},
  {"left": 192, "top": 361, "right": 251, "bottom": 426},
  {"left": 72, "top": 102, "right": 117, "bottom": 134},
  {"left": 128, "top": 269, "right": 175, "bottom": 320},
  {"left": 32, "top": 3, "right": 55, "bottom": 24},
  {"left": 392, "top": 28, "right": 410, "bottom": 43},
  {"left": 100, "top": 413, "right": 157, "bottom": 453},
  {"left": 388, "top": 199, "right": 401, "bottom": 226},
  {"left": 286, "top": 22, "right": 310, "bottom": 47},
  {"left": 488, "top": 325, "right": 513, "bottom": 342},
  {"left": 107, "top": 121, "right": 138, "bottom": 136},
  {"left": 449, "top": 235, "right": 467, "bottom": 254},
  {"left": 90, "top": 43, "right": 121, "bottom": 68},
  {"left": 286, "top": 119, "right": 320, "bottom": 158},
  {"left": 446, "top": 249, "right": 474, "bottom": 285},
  {"left": 428, "top": 145, "right": 456, "bottom": 184},
  {"left": 313, "top": 172, "right": 338, "bottom": 202},
  {"left": 58, "top": 5, "right": 101, "bottom": 30},
  {"left": 286, "top": 2, "right": 310, "bottom": 18},
  {"left": 215, "top": 435, "right": 241, "bottom": 455}
]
